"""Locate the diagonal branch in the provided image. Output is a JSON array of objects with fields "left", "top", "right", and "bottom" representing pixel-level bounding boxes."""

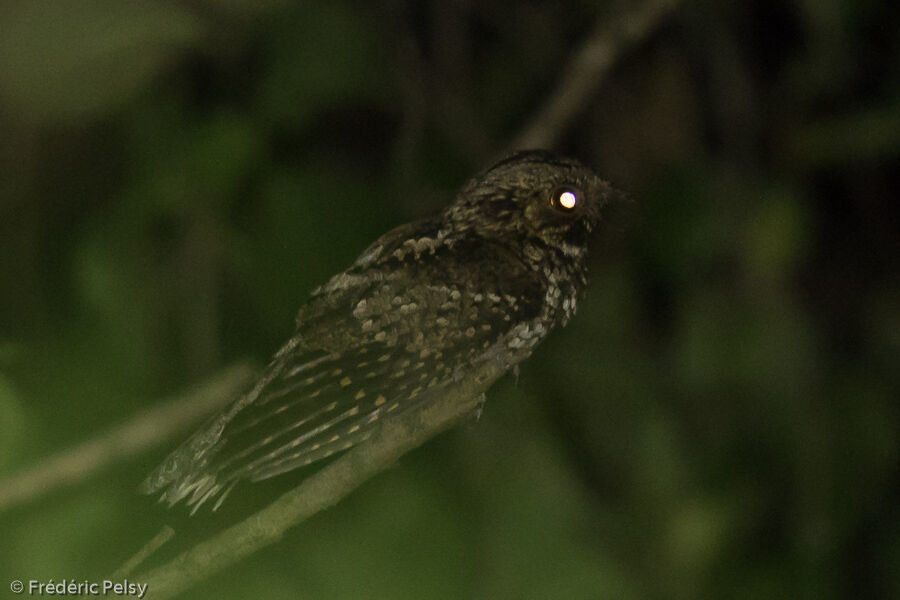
[
  {"left": 1, "top": 2, "right": 685, "bottom": 592},
  {"left": 137, "top": 363, "right": 501, "bottom": 599},
  {"left": 507, "top": 0, "right": 682, "bottom": 152},
  {"left": 121, "top": 6, "right": 683, "bottom": 596},
  {"left": 0, "top": 363, "right": 254, "bottom": 513}
]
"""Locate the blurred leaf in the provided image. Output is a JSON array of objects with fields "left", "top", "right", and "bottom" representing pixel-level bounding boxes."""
[
  {"left": 673, "top": 292, "right": 816, "bottom": 397},
  {"left": 0, "top": 0, "right": 203, "bottom": 122},
  {"left": 0, "top": 340, "right": 21, "bottom": 364},
  {"left": 255, "top": 2, "right": 391, "bottom": 129},
  {"left": 743, "top": 186, "right": 808, "bottom": 281},
  {"left": 193, "top": 0, "right": 289, "bottom": 17},
  {"left": 7, "top": 489, "right": 121, "bottom": 578},
  {"left": 639, "top": 167, "right": 732, "bottom": 283},
  {"left": 866, "top": 286, "right": 900, "bottom": 365},
  {"left": 204, "top": 468, "right": 474, "bottom": 600},
  {"left": 458, "top": 384, "right": 642, "bottom": 600},
  {"left": 660, "top": 494, "right": 742, "bottom": 589},
  {"left": 128, "top": 110, "right": 264, "bottom": 215},
  {"left": 0, "top": 372, "right": 25, "bottom": 469},
  {"left": 832, "top": 372, "right": 899, "bottom": 522},
  {"left": 68, "top": 221, "right": 168, "bottom": 393},
  {"left": 633, "top": 412, "right": 690, "bottom": 503},
  {"left": 787, "top": 103, "right": 900, "bottom": 166},
  {"left": 244, "top": 166, "right": 396, "bottom": 329}
]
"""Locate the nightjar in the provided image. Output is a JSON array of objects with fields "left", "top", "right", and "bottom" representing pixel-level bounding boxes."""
[{"left": 141, "top": 150, "right": 613, "bottom": 511}]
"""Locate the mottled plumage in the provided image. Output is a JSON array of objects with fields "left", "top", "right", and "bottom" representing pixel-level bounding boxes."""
[{"left": 141, "top": 150, "right": 613, "bottom": 511}]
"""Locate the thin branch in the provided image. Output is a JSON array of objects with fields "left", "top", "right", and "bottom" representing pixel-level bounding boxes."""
[
  {"left": 0, "top": 363, "right": 254, "bottom": 513},
  {"left": 507, "top": 0, "right": 682, "bottom": 152},
  {"left": 98, "top": 6, "right": 682, "bottom": 595},
  {"left": 137, "top": 362, "right": 502, "bottom": 599},
  {"left": 112, "top": 526, "right": 176, "bottom": 580}
]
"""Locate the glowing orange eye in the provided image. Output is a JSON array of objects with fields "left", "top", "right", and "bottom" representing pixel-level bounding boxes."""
[{"left": 550, "top": 186, "right": 580, "bottom": 212}]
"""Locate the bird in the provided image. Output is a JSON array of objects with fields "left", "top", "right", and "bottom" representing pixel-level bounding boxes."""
[{"left": 140, "top": 149, "right": 614, "bottom": 512}]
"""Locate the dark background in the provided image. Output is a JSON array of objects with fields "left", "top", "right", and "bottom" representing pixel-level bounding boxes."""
[{"left": 1, "top": 0, "right": 898, "bottom": 598}]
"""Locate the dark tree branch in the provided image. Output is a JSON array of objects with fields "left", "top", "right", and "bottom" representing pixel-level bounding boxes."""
[
  {"left": 137, "top": 363, "right": 501, "bottom": 599},
  {"left": 508, "top": 0, "right": 682, "bottom": 152},
  {"left": 116, "top": 7, "right": 687, "bottom": 596}
]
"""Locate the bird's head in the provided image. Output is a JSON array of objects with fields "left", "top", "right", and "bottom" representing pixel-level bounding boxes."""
[{"left": 443, "top": 150, "right": 613, "bottom": 259}]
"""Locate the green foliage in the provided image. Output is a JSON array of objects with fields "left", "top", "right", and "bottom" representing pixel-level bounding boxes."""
[
  {"left": 0, "top": 370, "right": 25, "bottom": 469},
  {"left": 0, "top": 0, "right": 898, "bottom": 598},
  {"left": 0, "top": 0, "right": 203, "bottom": 122},
  {"left": 256, "top": 3, "right": 393, "bottom": 130}
]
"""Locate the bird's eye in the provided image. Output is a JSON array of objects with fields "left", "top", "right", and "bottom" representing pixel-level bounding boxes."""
[{"left": 550, "top": 186, "right": 581, "bottom": 213}]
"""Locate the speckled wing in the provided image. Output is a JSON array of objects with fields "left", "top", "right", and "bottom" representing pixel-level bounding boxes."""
[{"left": 141, "top": 225, "right": 545, "bottom": 511}]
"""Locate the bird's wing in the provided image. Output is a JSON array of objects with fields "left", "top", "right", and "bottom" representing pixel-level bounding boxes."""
[{"left": 141, "top": 235, "right": 545, "bottom": 511}]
